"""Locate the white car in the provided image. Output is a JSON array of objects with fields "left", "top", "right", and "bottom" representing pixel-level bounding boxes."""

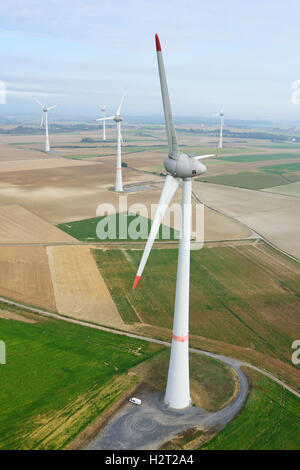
[{"left": 129, "top": 397, "right": 142, "bottom": 405}]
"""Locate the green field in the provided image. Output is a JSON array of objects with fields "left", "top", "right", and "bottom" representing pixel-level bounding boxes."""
[
  {"left": 198, "top": 161, "right": 300, "bottom": 189},
  {"left": 252, "top": 143, "right": 300, "bottom": 149},
  {"left": 0, "top": 306, "right": 162, "bottom": 449},
  {"left": 93, "top": 243, "right": 300, "bottom": 390},
  {"left": 215, "top": 153, "right": 300, "bottom": 163},
  {"left": 263, "top": 162, "right": 300, "bottom": 173},
  {"left": 9, "top": 142, "right": 43, "bottom": 146},
  {"left": 57, "top": 212, "right": 179, "bottom": 242},
  {"left": 182, "top": 147, "right": 251, "bottom": 156},
  {"left": 200, "top": 368, "right": 300, "bottom": 450},
  {"left": 198, "top": 171, "right": 290, "bottom": 190}
]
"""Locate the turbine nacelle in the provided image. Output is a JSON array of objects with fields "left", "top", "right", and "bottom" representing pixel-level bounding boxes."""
[
  {"left": 164, "top": 153, "right": 207, "bottom": 179},
  {"left": 113, "top": 115, "right": 123, "bottom": 123}
]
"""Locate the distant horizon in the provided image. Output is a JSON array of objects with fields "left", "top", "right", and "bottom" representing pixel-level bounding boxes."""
[{"left": 1, "top": 114, "right": 300, "bottom": 130}]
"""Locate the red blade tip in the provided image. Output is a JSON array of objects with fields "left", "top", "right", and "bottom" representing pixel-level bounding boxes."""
[
  {"left": 93, "top": 119, "right": 97, "bottom": 122},
  {"left": 132, "top": 275, "right": 141, "bottom": 290},
  {"left": 155, "top": 34, "right": 161, "bottom": 52}
]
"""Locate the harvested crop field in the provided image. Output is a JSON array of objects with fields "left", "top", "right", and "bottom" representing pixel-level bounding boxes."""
[
  {"left": 0, "top": 158, "right": 100, "bottom": 174},
  {"left": 262, "top": 181, "right": 300, "bottom": 197},
  {"left": 193, "top": 181, "right": 300, "bottom": 259},
  {"left": 47, "top": 245, "right": 125, "bottom": 328},
  {"left": 0, "top": 205, "right": 75, "bottom": 244},
  {"left": 0, "top": 246, "right": 56, "bottom": 310}
]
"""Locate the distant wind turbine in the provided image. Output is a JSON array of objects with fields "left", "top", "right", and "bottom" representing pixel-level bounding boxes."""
[
  {"left": 217, "top": 107, "right": 224, "bottom": 149},
  {"left": 100, "top": 105, "right": 106, "bottom": 141},
  {"left": 94, "top": 89, "right": 127, "bottom": 192},
  {"left": 34, "top": 98, "right": 58, "bottom": 152}
]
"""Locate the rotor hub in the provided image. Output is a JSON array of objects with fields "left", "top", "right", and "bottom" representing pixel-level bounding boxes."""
[{"left": 164, "top": 152, "right": 207, "bottom": 179}]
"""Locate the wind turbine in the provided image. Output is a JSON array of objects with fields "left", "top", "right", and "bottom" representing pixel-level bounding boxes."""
[
  {"left": 94, "top": 89, "right": 127, "bottom": 192},
  {"left": 217, "top": 107, "right": 224, "bottom": 149},
  {"left": 34, "top": 98, "right": 58, "bottom": 152},
  {"left": 132, "top": 34, "right": 214, "bottom": 409},
  {"left": 100, "top": 105, "right": 106, "bottom": 141}
]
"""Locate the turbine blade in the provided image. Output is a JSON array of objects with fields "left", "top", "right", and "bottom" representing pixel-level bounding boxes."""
[
  {"left": 94, "top": 116, "right": 114, "bottom": 122},
  {"left": 155, "top": 34, "right": 179, "bottom": 159},
  {"left": 40, "top": 111, "right": 44, "bottom": 129},
  {"left": 47, "top": 104, "right": 58, "bottom": 111},
  {"left": 193, "top": 154, "right": 216, "bottom": 160},
  {"left": 116, "top": 88, "right": 127, "bottom": 115},
  {"left": 33, "top": 97, "right": 44, "bottom": 109},
  {"left": 120, "top": 130, "right": 124, "bottom": 144},
  {"left": 132, "top": 174, "right": 179, "bottom": 289}
]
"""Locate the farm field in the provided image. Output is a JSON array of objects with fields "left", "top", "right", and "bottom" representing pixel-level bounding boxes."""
[
  {"left": 0, "top": 307, "right": 163, "bottom": 450},
  {"left": 0, "top": 158, "right": 98, "bottom": 174},
  {"left": 263, "top": 161, "right": 300, "bottom": 173},
  {"left": 0, "top": 246, "right": 55, "bottom": 310},
  {"left": 215, "top": 152, "right": 300, "bottom": 163},
  {"left": 57, "top": 212, "right": 180, "bottom": 242},
  {"left": 47, "top": 245, "right": 124, "bottom": 329},
  {"left": 199, "top": 169, "right": 300, "bottom": 190},
  {"left": 199, "top": 158, "right": 300, "bottom": 191},
  {"left": 262, "top": 181, "right": 300, "bottom": 197},
  {"left": 199, "top": 171, "right": 287, "bottom": 190},
  {"left": 93, "top": 242, "right": 300, "bottom": 390},
  {"left": 0, "top": 205, "right": 75, "bottom": 244},
  {"left": 193, "top": 181, "right": 300, "bottom": 259},
  {"left": 199, "top": 368, "right": 300, "bottom": 450}
]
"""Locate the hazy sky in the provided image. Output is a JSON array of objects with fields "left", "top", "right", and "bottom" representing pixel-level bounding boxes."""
[{"left": 1, "top": 0, "right": 300, "bottom": 122}]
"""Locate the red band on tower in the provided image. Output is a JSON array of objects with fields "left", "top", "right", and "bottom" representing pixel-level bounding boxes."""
[{"left": 172, "top": 333, "right": 189, "bottom": 343}]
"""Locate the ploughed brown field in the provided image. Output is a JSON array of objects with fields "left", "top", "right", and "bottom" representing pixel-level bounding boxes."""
[{"left": 0, "top": 246, "right": 56, "bottom": 310}]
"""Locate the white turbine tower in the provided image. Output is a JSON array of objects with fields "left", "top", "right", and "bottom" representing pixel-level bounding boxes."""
[
  {"left": 132, "top": 34, "right": 214, "bottom": 409},
  {"left": 217, "top": 107, "right": 224, "bottom": 149},
  {"left": 34, "top": 98, "right": 58, "bottom": 153},
  {"left": 94, "top": 89, "right": 127, "bottom": 192}
]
